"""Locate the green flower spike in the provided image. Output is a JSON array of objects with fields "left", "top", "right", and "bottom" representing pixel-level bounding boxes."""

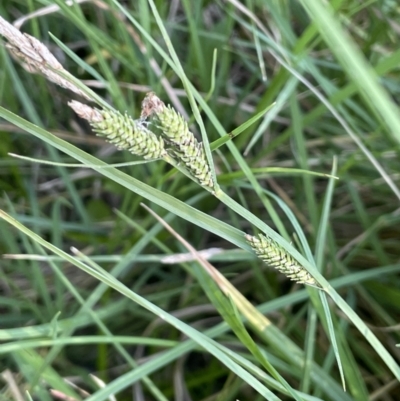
[
  {"left": 69, "top": 101, "right": 166, "bottom": 160},
  {"left": 141, "top": 92, "right": 215, "bottom": 189},
  {"left": 245, "top": 233, "right": 319, "bottom": 287}
]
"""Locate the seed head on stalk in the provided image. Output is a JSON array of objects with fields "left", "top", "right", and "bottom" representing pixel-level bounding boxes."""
[
  {"left": 246, "top": 233, "right": 319, "bottom": 287},
  {"left": 141, "top": 92, "right": 215, "bottom": 190},
  {"left": 69, "top": 101, "right": 166, "bottom": 160}
]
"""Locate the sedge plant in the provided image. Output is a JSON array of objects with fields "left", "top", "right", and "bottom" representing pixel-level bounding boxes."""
[{"left": 1, "top": 2, "right": 400, "bottom": 401}]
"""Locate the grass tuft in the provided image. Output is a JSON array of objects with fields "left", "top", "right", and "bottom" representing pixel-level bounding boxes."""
[{"left": 1, "top": 1, "right": 400, "bottom": 400}]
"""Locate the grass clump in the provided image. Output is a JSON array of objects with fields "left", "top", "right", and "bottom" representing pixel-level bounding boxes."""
[{"left": 1, "top": 1, "right": 400, "bottom": 401}]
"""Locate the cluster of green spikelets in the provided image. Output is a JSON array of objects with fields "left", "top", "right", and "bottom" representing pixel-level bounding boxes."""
[
  {"left": 245, "top": 233, "right": 318, "bottom": 287},
  {"left": 68, "top": 92, "right": 214, "bottom": 190},
  {"left": 0, "top": 12, "right": 315, "bottom": 288},
  {"left": 69, "top": 96, "right": 316, "bottom": 288}
]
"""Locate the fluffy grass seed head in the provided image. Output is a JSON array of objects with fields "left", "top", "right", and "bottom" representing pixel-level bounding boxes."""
[
  {"left": 141, "top": 92, "right": 215, "bottom": 189},
  {"left": 245, "top": 233, "right": 319, "bottom": 287},
  {"left": 69, "top": 101, "right": 166, "bottom": 159}
]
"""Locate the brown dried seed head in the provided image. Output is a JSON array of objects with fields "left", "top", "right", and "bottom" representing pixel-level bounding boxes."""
[
  {"left": 140, "top": 91, "right": 166, "bottom": 119},
  {"left": 0, "top": 16, "right": 91, "bottom": 100}
]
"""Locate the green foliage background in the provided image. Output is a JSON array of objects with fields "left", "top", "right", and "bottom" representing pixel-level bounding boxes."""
[{"left": 0, "top": 1, "right": 400, "bottom": 400}]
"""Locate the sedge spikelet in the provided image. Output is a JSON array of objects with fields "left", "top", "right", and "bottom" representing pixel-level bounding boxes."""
[
  {"left": 141, "top": 92, "right": 215, "bottom": 189},
  {"left": 69, "top": 101, "right": 166, "bottom": 159},
  {"left": 245, "top": 233, "right": 318, "bottom": 287}
]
